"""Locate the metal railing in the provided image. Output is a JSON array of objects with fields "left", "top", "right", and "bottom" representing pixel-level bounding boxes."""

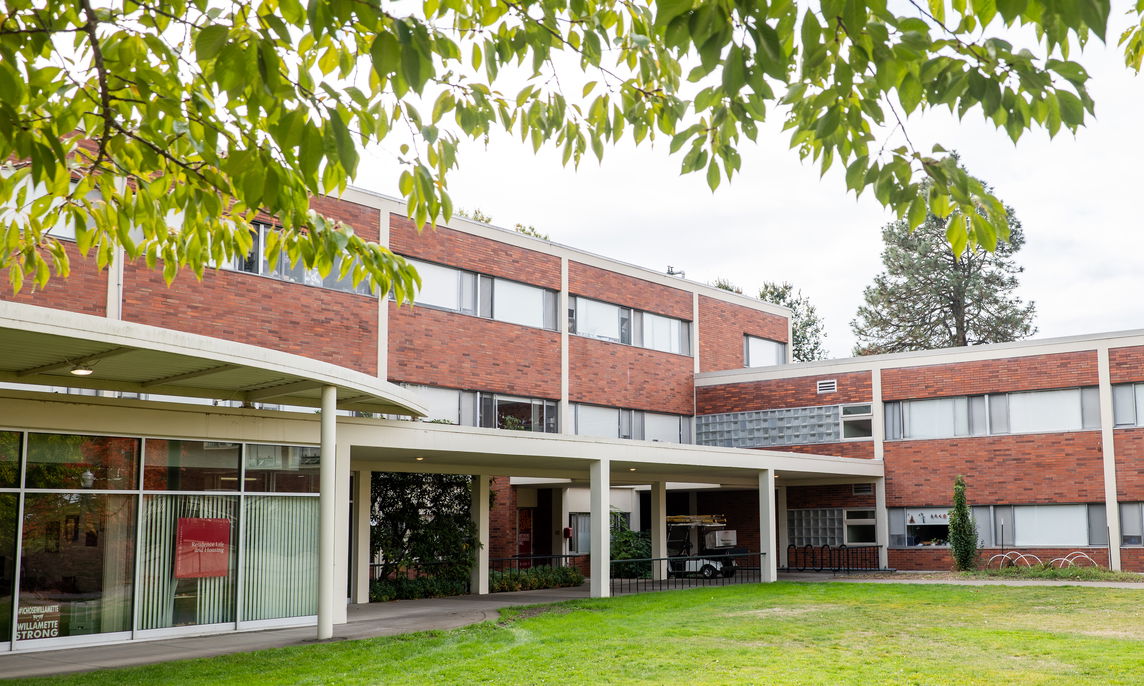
[
  {"left": 488, "top": 554, "right": 589, "bottom": 593},
  {"left": 609, "top": 551, "right": 763, "bottom": 596},
  {"left": 785, "top": 544, "right": 882, "bottom": 573},
  {"left": 489, "top": 553, "right": 588, "bottom": 573}
]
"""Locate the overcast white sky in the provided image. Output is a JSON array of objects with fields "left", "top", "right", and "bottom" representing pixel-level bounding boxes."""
[{"left": 355, "top": 21, "right": 1144, "bottom": 358}]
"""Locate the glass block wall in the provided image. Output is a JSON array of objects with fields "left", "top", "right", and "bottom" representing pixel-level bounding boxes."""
[
  {"left": 788, "top": 508, "right": 843, "bottom": 547},
  {"left": 695, "top": 405, "right": 840, "bottom": 448}
]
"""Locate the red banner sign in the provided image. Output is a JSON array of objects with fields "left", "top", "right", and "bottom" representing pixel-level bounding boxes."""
[{"left": 175, "top": 517, "right": 231, "bottom": 579}]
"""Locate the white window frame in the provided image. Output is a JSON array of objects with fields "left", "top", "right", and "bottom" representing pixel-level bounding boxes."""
[
  {"left": 840, "top": 404, "right": 874, "bottom": 441},
  {"left": 744, "top": 335, "right": 787, "bottom": 368},
  {"left": 843, "top": 509, "right": 877, "bottom": 545},
  {"left": 886, "top": 387, "right": 1100, "bottom": 442}
]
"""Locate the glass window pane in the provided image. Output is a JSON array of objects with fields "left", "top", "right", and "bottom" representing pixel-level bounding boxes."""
[
  {"left": 143, "top": 440, "right": 240, "bottom": 491},
  {"left": 679, "top": 322, "right": 692, "bottom": 356},
  {"left": 459, "top": 271, "right": 477, "bottom": 315},
  {"left": 25, "top": 433, "right": 139, "bottom": 490},
  {"left": 884, "top": 402, "right": 903, "bottom": 440},
  {"left": 0, "top": 430, "right": 18, "bottom": 488},
  {"left": 493, "top": 279, "right": 544, "bottom": 328},
  {"left": 1, "top": 494, "right": 15, "bottom": 641},
  {"left": 410, "top": 386, "right": 461, "bottom": 424},
  {"left": 968, "top": 396, "right": 988, "bottom": 436},
  {"left": 1087, "top": 503, "right": 1108, "bottom": 546},
  {"left": 408, "top": 259, "right": 459, "bottom": 310},
  {"left": 1113, "top": 384, "right": 1136, "bottom": 427},
  {"left": 495, "top": 396, "right": 537, "bottom": 431},
  {"left": 903, "top": 398, "right": 958, "bottom": 439},
  {"left": 18, "top": 493, "right": 136, "bottom": 639},
  {"left": 1013, "top": 504, "right": 1088, "bottom": 546},
  {"left": 570, "top": 513, "right": 590, "bottom": 554},
  {"left": 244, "top": 445, "right": 319, "bottom": 493},
  {"left": 1008, "top": 389, "right": 1083, "bottom": 434},
  {"left": 644, "top": 313, "right": 681, "bottom": 354},
  {"left": 139, "top": 495, "right": 238, "bottom": 629},
  {"left": 989, "top": 394, "right": 1010, "bottom": 434},
  {"left": 459, "top": 391, "right": 477, "bottom": 427},
  {"left": 972, "top": 506, "right": 992, "bottom": 548},
  {"left": 577, "top": 299, "right": 622, "bottom": 342},
  {"left": 479, "top": 275, "right": 494, "bottom": 318},
  {"left": 843, "top": 418, "right": 873, "bottom": 439},
  {"left": 644, "top": 413, "right": 681, "bottom": 443},
  {"left": 576, "top": 405, "right": 620, "bottom": 438},
  {"left": 953, "top": 397, "right": 969, "bottom": 436},
  {"left": 242, "top": 496, "right": 317, "bottom": 621},
  {"left": 746, "top": 336, "right": 785, "bottom": 367},
  {"left": 1135, "top": 384, "right": 1144, "bottom": 428},
  {"left": 542, "top": 289, "right": 557, "bottom": 330},
  {"left": 1081, "top": 387, "right": 1101, "bottom": 430}
]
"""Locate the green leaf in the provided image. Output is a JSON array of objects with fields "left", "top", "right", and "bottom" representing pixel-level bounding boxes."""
[{"left": 195, "top": 25, "right": 229, "bottom": 61}]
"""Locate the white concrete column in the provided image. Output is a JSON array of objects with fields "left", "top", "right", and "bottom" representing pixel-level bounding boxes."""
[
  {"left": 872, "top": 367, "right": 885, "bottom": 461},
  {"left": 650, "top": 481, "right": 668, "bottom": 581},
  {"left": 758, "top": 469, "right": 777, "bottom": 582},
  {"left": 333, "top": 440, "right": 351, "bottom": 623},
  {"left": 352, "top": 469, "right": 373, "bottom": 604},
  {"left": 1098, "top": 347, "right": 1123, "bottom": 570},
  {"left": 776, "top": 486, "right": 789, "bottom": 569},
  {"left": 874, "top": 478, "right": 889, "bottom": 570},
  {"left": 470, "top": 475, "right": 491, "bottom": 594},
  {"left": 317, "top": 385, "right": 337, "bottom": 640},
  {"left": 590, "top": 458, "right": 611, "bottom": 598},
  {"left": 560, "top": 257, "right": 572, "bottom": 433}
]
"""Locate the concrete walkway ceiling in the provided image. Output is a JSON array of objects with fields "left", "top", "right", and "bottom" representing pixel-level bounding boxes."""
[{"left": 0, "top": 301, "right": 425, "bottom": 416}]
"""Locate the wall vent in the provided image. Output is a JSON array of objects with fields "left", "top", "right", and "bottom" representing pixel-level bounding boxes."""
[
  {"left": 816, "top": 379, "right": 837, "bottom": 394},
  {"left": 852, "top": 483, "right": 874, "bottom": 496}
]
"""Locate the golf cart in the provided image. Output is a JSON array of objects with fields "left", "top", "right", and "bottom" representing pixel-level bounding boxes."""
[{"left": 666, "top": 514, "right": 740, "bottom": 579}]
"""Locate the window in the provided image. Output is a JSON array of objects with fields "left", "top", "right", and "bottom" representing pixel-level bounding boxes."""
[
  {"left": 225, "top": 223, "right": 373, "bottom": 295},
  {"left": 885, "top": 387, "right": 1100, "bottom": 440},
  {"left": 889, "top": 504, "right": 1106, "bottom": 548},
  {"left": 1121, "top": 503, "right": 1143, "bottom": 546},
  {"left": 480, "top": 394, "right": 558, "bottom": 433},
  {"left": 405, "top": 258, "right": 557, "bottom": 330},
  {"left": 844, "top": 509, "right": 877, "bottom": 545},
  {"left": 574, "top": 404, "right": 691, "bottom": 443},
  {"left": 841, "top": 404, "right": 873, "bottom": 439},
  {"left": 744, "top": 335, "right": 787, "bottom": 367},
  {"left": 787, "top": 509, "right": 842, "bottom": 547},
  {"left": 569, "top": 513, "right": 591, "bottom": 554},
  {"left": 570, "top": 297, "right": 691, "bottom": 354},
  {"left": 1112, "top": 383, "right": 1144, "bottom": 428}
]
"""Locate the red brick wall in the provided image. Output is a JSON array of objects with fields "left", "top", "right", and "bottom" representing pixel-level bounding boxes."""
[
  {"left": 883, "top": 433, "right": 1105, "bottom": 507},
  {"left": 568, "top": 262, "right": 692, "bottom": 319},
  {"left": 1121, "top": 547, "right": 1144, "bottom": 572},
  {"left": 697, "top": 371, "right": 872, "bottom": 414},
  {"left": 309, "top": 195, "right": 381, "bottom": 241},
  {"left": 696, "top": 490, "right": 761, "bottom": 554},
  {"left": 1109, "top": 346, "right": 1144, "bottom": 384},
  {"left": 1113, "top": 428, "right": 1144, "bottom": 500},
  {"left": 122, "top": 264, "right": 379, "bottom": 374},
  {"left": 1, "top": 242, "right": 107, "bottom": 316},
  {"left": 777, "top": 442, "right": 876, "bottom": 459},
  {"left": 390, "top": 215, "right": 561, "bottom": 290},
  {"left": 388, "top": 302, "right": 561, "bottom": 398},
  {"left": 698, "top": 295, "right": 789, "bottom": 373},
  {"left": 889, "top": 547, "right": 1111, "bottom": 571},
  {"left": 489, "top": 476, "right": 517, "bottom": 560},
  {"left": 569, "top": 336, "right": 693, "bottom": 415},
  {"left": 786, "top": 485, "right": 875, "bottom": 509},
  {"left": 882, "top": 351, "right": 1098, "bottom": 401}
]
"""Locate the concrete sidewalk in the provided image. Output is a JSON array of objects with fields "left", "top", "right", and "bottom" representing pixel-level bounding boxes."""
[{"left": 0, "top": 585, "right": 591, "bottom": 680}]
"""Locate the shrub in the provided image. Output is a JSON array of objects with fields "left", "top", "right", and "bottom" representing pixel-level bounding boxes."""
[
  {"left": 369, "top": 576, "right": 470, "bottom": 602},
  {"left": 611, "top": 514, "right": 652, "bottom": 579},
  {"left": 489, "top": 565, "right": 585, "bottom": 593},
  {"left": 948, "top": 475, "right": 978, "bottom": 572}
]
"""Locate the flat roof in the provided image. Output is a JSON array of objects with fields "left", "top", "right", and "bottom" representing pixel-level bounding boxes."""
[{"left": 0, "top": 301, "right": 425, "bottom": 416}]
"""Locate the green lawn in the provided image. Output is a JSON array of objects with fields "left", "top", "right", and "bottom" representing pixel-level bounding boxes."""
[{"left": 15, "top": 583, "right": 1144, "bottom": 685}]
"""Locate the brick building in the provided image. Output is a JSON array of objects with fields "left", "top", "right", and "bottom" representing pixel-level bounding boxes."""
[{"left": 0, "top": 185, "right": 1138, "bottom": 653}]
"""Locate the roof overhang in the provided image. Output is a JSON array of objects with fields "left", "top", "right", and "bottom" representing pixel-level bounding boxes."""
[{"left": 0, "top": 301, "right": 425, "bottom": 416}]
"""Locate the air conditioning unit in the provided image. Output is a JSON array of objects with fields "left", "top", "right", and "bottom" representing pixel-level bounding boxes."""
[{"left": 705, "top": 530, "right": 737, "bottom": 548}]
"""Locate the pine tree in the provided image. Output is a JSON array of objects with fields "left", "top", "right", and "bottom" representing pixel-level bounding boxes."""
[
  {"left": 948, "top": 475, "right": 979, "bottom": 572},
  {"left": 758, "top": 282, "right": 829, "bottom": 362},
  {"left": 851, "top": 183, "right": 1036, "bottom": 355}
]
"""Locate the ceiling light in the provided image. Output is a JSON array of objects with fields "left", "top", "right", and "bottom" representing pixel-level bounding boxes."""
[
  {"left": 628, "top": 467, "right": 637, "bottom": 472},
  {"left": 70, "top": 365, "right": 94, "bottom": 376},
  {"left": 415, "top": 457, "right": 425, "bottom": 461}
]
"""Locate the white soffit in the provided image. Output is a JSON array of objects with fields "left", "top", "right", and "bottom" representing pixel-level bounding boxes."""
[{"left": 0, "top": 301, "right": 425, "bottom": 417}]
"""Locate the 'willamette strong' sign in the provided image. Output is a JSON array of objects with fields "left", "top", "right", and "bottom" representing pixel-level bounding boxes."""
[{"left": 174, "top": 517, "right": 231, "bottom": 578}]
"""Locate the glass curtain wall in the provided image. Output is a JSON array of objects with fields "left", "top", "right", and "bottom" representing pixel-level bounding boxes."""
[{"left": 0, "top": 430, "right": 320, "bottom": 647}]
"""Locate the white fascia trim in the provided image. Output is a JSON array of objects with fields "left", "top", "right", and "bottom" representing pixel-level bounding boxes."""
[
  {"left": 696, "top": 328, "right": 1144, "bottom": 387},
  {"left": 0, "top": 300, "right": 426, "bottom": 416},
  {"left": 340, "top": 418, "right": 884, "bottom": 477},
  {"left": 347, "top": 186, "right": 791, "bottom": 319}
]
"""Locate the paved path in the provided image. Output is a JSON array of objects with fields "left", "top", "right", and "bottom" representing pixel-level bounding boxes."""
[{"left": 3, "top": 574, "right": 1141, "bottom": 680}]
